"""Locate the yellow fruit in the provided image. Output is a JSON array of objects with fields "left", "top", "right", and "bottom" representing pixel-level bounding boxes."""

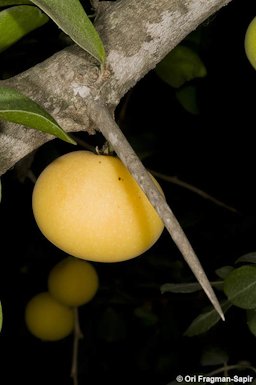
[
  {"left": 48, "top": 257, "right": 99, "bottom": 307},
  {"left": 25, "top": 292, "right": 74, "bottom": 341},
  {"left": 32, "top": 151, "right": 164, "bottom": 262},
  {"left": 245, "top": 16, "right": 256, "bottom": 70}
]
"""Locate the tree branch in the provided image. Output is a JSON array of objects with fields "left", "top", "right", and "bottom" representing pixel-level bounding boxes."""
[{"left": 0, "top": 0, "right": 233, "bottom": 175}]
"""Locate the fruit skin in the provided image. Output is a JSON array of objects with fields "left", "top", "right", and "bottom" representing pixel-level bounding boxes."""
[
  {"left": 245, "top": 16, "right": 256, "bottom": 70},
  {"left": 25, "top": 292, "right": 74, "bottom": 341},
  {"left": 48, "top": 257, "right": 99, "bottom": 307},
  {"left": 32, "top": 151, "right": 164, "bottom": 263}
]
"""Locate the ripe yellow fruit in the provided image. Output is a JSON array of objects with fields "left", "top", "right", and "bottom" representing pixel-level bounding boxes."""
[
  {"left": 245, "top": 16, "right": 256, "bottom": 70},
  {"left": 32, "top": 151, "right": 164, "bottom": 262},
  {"left": 48, "top": 257, "right": 99, "bottom": 307},
  {"left": 25, "top": 292, "right": 74, "bottom": 341}
]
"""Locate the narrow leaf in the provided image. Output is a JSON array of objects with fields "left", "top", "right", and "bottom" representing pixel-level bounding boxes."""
[
  {"left": 235, "top": 252, "right": 256, "bottom": 264},
  {"left": 161, "top": 281, "right": 224, "bottom": 294},
  {"left": 223, "top": 266, "right": 256, "bottom": 309},
  {"left": 0, "top": 86, "right": 76, "bottom": 144},
  {"left": 0, "top": 5, "right": 48, "bottom": 53},
  {"left": 215, "top": 265, "right": 234, "bottom": 279},
  {"left": 200, "top": 346, "right": 229, "bottom": 366},
  {"left": 184, "top": 300, "right": 232, "bottom": 337},
  {"left": 30, "top": 0, "right": 105, "bottom": 64},
  {"left": 0, "top": 0, "right": 32, "bottom": 6},
  {"left": 161, "top": 282, "right": 202, "bottom": 294}
]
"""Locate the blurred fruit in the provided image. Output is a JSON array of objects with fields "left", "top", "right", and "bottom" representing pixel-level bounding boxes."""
[
  {"left": 48, "top": 257, "right": 99, "bottom": 307},
  {"left": 245, "top": 16, "right": 256, "bottom": 70},
  {"left": 25, "top": 292, "right": 74, "bottom": 341}
]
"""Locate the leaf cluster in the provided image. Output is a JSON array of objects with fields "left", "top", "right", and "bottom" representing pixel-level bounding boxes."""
[
  {"left": 0, "top": 0, "right": 105, "bottom": 62},
  {"left": 161, "top": 252, "right": 256, "bottom": 337}
]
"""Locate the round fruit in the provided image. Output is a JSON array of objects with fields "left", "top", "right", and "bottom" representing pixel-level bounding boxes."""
[
  {"left": 25, "top": 292, "right": 74, "bottom": 341},
  {"left": 245, "top": 16, "right": 256, "bottom": 70},
  {"left": 48, "top": 257, "right": 99, "bottom": 307},
  {"left": 32, "top": 151, "right": 164, "bottom": 262}
]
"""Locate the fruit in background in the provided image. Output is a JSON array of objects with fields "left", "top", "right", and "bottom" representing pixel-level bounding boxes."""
[
  {"left": 244, "top": 16, "right": 256, "bottom": 70},
  {"left": 155, "top": 45, "right": 207, "bottom": 88},
  {"left": 48, "top": 257, "right": 99, "bottom": 307},
  {"left": 32, "top": 151, "right": 164, "bottom": 263},
  {"left": 25, "top": 292, "right": 74, "bottom": 341}
]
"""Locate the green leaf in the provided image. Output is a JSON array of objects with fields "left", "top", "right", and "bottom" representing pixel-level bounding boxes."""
[
  {"left": 235, "top": 252, "right": 256, "bottom": 264},
  {"left": 0, "top": 0, "right": 32, "bottom": 7},
  {"left": 0, "top": 302, "right": 2, "bottom": 332},
  {"left": 161, "top": 282, "right": 203, "bottom": 294},
  {"left": 200, "top": 346, "right": 229, "bottom": 366},
  {"left": 30, "top": 0, "right": 105, "bottom": 64},
  {"left": 247, "top": 309, "right": 256, "bottom": 337},
  {"left": 155, "top": 45, "right": 207, "bottom": 88},
  {"left": 161, "top": 281, "right": 224, "bottom": 294},
  {"left": 215, "top": 265, "right": 234, "bottom": 279},
  {"left": 176, "top": 85, "right": 200, "bottom": 115},
  {"left": 224, "top": 266, "right": 256, "bottom": 309},
  {"left": 0, "top": 86, "right": 76, "bottom": 144},
  {"left": 184, "top": 300, "right": 232, "bottom": 337},
  {"left": 0, "top": 5, "right": 49, "bottom": 53},
  {"left": 134, "top": 305, "right": 158, "bottom": 327}
]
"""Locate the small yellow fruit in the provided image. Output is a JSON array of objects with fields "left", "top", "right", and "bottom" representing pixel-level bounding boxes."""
[
  {"left": 245, "top": 16, "right": 256, "bottom": 70},
  {"left": 32, "top": 151, "right": 164, "bottom": 262},
  {"left": 48, "top": 257, "right": 99, "bottom": 307},
  {"left": 25, "top": 292, "right": 74, "bottom": 341}
]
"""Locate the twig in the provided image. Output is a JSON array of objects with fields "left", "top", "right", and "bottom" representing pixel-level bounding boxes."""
[
  {"left": 223, "top": 361, "right": 229, "bottom": 377},
  {"left": 71, "top": 307, "right": 83, "bottom": 385},
  {"left": 149, "top": 170, "right": 238, "bottom": 214},
  {"left": 87, "top": 97, "right": 224, "bottom": 321},
  {"left": 69, "top": 134, "right": 97, "bottom": 153},
  {"left": 207, "top": 363, "right": 256, "bottom": 376}
]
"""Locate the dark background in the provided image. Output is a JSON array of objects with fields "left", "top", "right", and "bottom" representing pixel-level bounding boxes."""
[{"left": 1, "top": 1, "right": 256, "bottom": 384}]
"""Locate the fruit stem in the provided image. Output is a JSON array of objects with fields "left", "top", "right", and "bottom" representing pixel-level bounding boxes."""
[
  {"left": 87, "top": 97, "right": 225, "bottom": 321},
  {"left": 71, "top": 307, "right": 83, "bottom": 385}
]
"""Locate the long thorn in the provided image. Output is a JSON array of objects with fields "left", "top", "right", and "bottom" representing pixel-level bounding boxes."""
[{"left": 87, "top": 98, "right": 225, "bottom": 321}]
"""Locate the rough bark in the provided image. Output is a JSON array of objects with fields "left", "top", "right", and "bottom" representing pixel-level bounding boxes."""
[{"left": 0, "top": 0, "right": 233, "bottom": 176}]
